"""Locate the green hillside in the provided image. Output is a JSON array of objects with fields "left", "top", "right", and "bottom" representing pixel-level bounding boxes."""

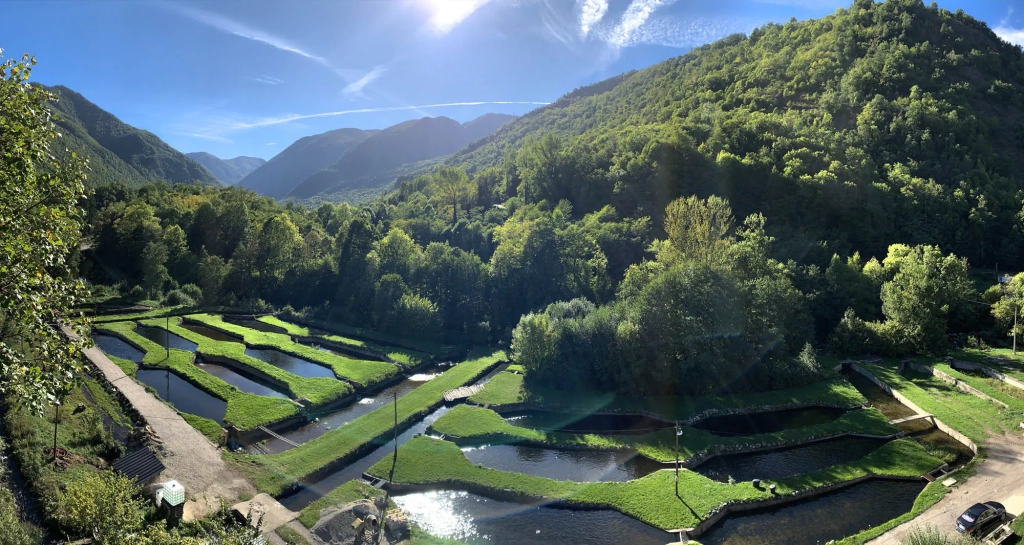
[{"left": 48, "top": 85, "right": 219, "bottom": 187}]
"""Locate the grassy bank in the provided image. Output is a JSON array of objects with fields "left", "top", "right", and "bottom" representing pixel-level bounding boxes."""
[
  {"left": 185, "top": 314, "right": 399, "bottom": 389},
  {"left": 95, "top": 321, "right": 300, "bottom": 431},
  {"left": 229, "top": 349, "right": 506, "bottom": 495},
  {"left": 142, "top": 317, "right": 351, "bottom": 404},
  {"left": 430, "top": 405, "right": 898, "bottom": 463},
  {"left": 366, "top": 436, "right": 941, "bottom": 531},
  {"left": 259, "top": 316, "right": 430, "bottom": 368},
  {"left": 275, "top": 314, "right": 454, "bottom": 356},
  {"left": 469, "top": 372, "right": 866, "bottom": 422}
]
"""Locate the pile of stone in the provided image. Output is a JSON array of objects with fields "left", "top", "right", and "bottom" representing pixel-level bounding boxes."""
[
  {"left": 127, "top": 425, "right": 162, "bottom": 451},
  {"left": 311, "top": 495, "right": 410, "bottom": 545}
]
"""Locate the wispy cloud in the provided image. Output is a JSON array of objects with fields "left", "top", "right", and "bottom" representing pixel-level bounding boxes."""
[
  {"left": 159, "top": 2, "right": 327, "bottom": 65},
  {"left": 605, "top": 0, "right": 676, "bottom": 47},
  {"left": 577, "top": 0, "right": 609, "bottom": 36},
  {"left": 253, "top": 75, "right": 284, "bottom": 85},
  {"left": 426, "top": 0, "right": 493, "bottom": 34},
  {"left": 996, "top": 7, "right": 1024, "bottom": 47},
  {"left": 177, "top": 132, "right": 234, "bottom": 144},
  {"left": 189, "top": 101, "right": 549, "bottom": 138},
  {"left": 342, "top": 66, "right": 387, "bottom": 96},
  {"left": 266, "top": 142, "right": 276, "bottom": 146}
]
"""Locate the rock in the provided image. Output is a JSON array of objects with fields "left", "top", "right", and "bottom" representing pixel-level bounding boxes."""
[
  {"left": 312, "top": 499, "right": 384, "bottom": 545},
  {"left": 386, "top": 509, "right": 410, "bottom": 540}
]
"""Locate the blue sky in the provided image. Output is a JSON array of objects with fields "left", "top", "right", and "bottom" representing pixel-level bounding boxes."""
[{"left": 4, "top": 0, "right": 1022, "bottom": 160}]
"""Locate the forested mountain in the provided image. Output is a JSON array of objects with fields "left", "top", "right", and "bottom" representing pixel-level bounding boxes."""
[
  {"left": 439, "top": 0, "right": 1024, "bottom": 270},
  {"left": 47, "top": 86, "right": 219, "bottom": 187},
  {"left": 287, "top": 113, "right": 516, "bottom": 200},
  {"left": 185, "top": 152, "right": 265, "bottom": 185},
  {"left": 238, "top": 128, "right": 375, "bottom": 199}
]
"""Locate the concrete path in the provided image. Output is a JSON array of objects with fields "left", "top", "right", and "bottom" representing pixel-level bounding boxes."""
[
  {"left": 869, "top": 432, "right": 1024, "bottom": 544},
  {"left": 67, "top": 327, "right": 255, "bottom": 519}
]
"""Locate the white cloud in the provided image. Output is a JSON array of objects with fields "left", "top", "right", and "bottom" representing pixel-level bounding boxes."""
[
  {"left": 605, "top": 0, "right": 677, "bottom": 47},
  {"left": 996, "top": 25, "right": 1024, "bottom": 46},
  {"left": 266, "top": 142, "right": 276, "bottom": 146},
  {"left": 189, "top": 101, "right": 549, "bottom": 137},
  {"left": 577, "top": 0, "right": 609, "bottom": 36},
  {"left": 159, "top": 2, "right": 327, "bottom": 65},
  {"left": 254, "top": 75, "right": 284, "bottom": 85},
  {"left": 629, "top": 16, "right": 752, "bottom": 48},
  {"left": 177, "top": 132, "right": 234, "bottom": 144},
  {"left": 422, "top": 0, "right": 493, "bottom": 35},
  {"left": 342, "top": 66, "right": 387, "bottom": 96}
]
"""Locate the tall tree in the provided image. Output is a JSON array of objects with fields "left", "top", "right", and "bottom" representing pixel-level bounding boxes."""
[
  {"left": 663, "top": 195, "right": 735, "bottom": 265},
  {"left": 431, "top": 167, "right": 472, "bottom": 225},
  {"left": 0, "top": 53, "right": 89, "bottom": 411}
]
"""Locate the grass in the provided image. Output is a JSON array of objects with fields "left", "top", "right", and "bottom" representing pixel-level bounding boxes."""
[
  {"left": 81, "top": 378, "right": 132, "bottom": 428},
  {"left": 430, "top": 405, "right": 898, "bottom": 463},
  {"left": 90, "top": 306, "right": 187, "bottom": 323},
  {"left": 277, "top": 314, "right": 455, "bottom": 356},
  {"left": 259, "top": 316, "right": 430, "bottom": 368},
  {"left": 181, "top": 413, "right": 226, "bottom": 446},
  {"left": 185, "top": 314, "right": 400, "bottom": 389},
  {"left": 142, "top": 317, "right": 351, "bottom": 405},
  {"left": 229, "top": 349, "right": 506, "bottom": 496},
  {"left": 105, "top": 354, "right": 138, "bottom": 376},
  {"left": 469, "top": 372, "right": 867, "bottom": 423},
  {"left": 275, "top": 525, "right": 310, "bottom": 545},
  {"left": 297, "top": 479, "right": 387, "bottom": 527},
  {"left": 94, "top": 321, "right": 302, "bottom": 431},
  {"left": 366, "top": 436, "right": 943, "bottom": 532}
]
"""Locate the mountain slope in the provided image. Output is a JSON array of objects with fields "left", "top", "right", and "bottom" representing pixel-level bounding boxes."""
[
  {"left": 288, "top": 113, "right": 515, "bottom": 200},
  {"left": 186, "top": 152, "right": 265, "bottom": 185},
  {"left": 48, "top": 86, "right": 219, "bottom": 187},
  {"left": 238, "top": 128, "right": 375, "bottom": 199}
]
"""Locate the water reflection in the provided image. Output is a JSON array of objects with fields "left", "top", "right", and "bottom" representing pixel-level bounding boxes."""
[
  {"left": 196, "top": 360, "right": 289, "bottom": 399},
  {"left": 135, "top": 325, "right": 198, "bottom": 352},
  {"left": 181, "top": 322, "right": 242, "bottom": 344},
  {"left": 692, "top": 407, "right": 846, "bottom": 436},
  {"left": 245, "top": 348, "right": 335, "bottom": 379},
  {"left": 693, "top": 436, "right": 887, "bottom": 482},
  {"left": 136, "top": 368, "right": 227, "bottom": 424},
  {"left": 393, "top": 490, "right": 669, "bottom": 545},
  {"left": 698, "top": 478, "right": 925, "bottom": 545},
  {"left": 93, "top": 333, "right": 145, "bottom": 362},
  {"left": 506, "top": 412, "right": 673, "bottom": 436},
  {"left": 842, "top": 369, "right": 917, "bottom": 420},
  {"left": 463, "top": 445, "right": 663, "bottom": 482}
]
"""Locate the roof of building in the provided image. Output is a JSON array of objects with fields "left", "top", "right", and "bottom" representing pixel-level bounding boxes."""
[{"left": 111, "top": 447, "right": 165, "bottom": 485}]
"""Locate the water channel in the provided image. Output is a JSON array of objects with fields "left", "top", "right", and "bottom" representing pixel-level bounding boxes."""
[
  {"left": 698, "top": 478, "right": 926, "bottom": 545},
  {"left": 224, "top": 316, "right": 288, "bottom": 334},
  {"left": 393, "top": 490, "right": 670, "bottom": 545},
  {"left": 244, "top": 348, "right": 336, "bottom": 379},
  {"left": 257, "top": 370, "right": 439, "bottom": 454},
  {"left": 93, "top": 333, "right": 145, "bottom": 362},
  {"left": 505, "top": 412, "right": 673, "bottom": 435},
  {"left": 692, "top": 407, "right": 847, "bottom": 436},
  {"left": 463, "top": 445, "right": 664, "bottom": 482},
  {"left": 180, "top": 322, "right": 242, "bottom": 343},
  {"left": 692, "top": 435, "right": 888, "bottom": 482},
  {"left": 135, "top": 369, "right": 227, "bottom": 424},
  {"left": 195, "top": 358, "right": 290, "bottom": 399},
  {"left": 134, "top": 324, "right": 198, "bottom": 352}
]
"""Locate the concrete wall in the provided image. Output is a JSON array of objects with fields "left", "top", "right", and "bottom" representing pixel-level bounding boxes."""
[
  {"left": 951, "top": 359, "right": 1024, "bottom": 392},
  {"left": 905, "top": 362, "right": 1008, "bottom": 409},
  {"left": 847, "top": 363, "right": 978, "bottom": 455}
]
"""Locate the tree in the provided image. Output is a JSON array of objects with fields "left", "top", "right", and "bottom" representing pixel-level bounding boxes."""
[
  {"left": 197, "top": 248, "right": 228, "bottom": 304},
  {"left": 0, "top": 52, "right": 89, "bottom": 412},
  {"left": 50, "top": 470, "right": 146, "bottom": 543},
  {"left": 992, "top": 273, "right": 1024, "bottom": 353},
  {"left": 256, "top": 213, "right": 301, "bottom": 283},
  {"left": 431, "top": 167, "right": 472, "bottom": 225},
  {"left": 140, "top": 242, "right": 169, "bottom": 298},
  {"left": 663, "top": 195, "right": 734, "bottom": 265}
]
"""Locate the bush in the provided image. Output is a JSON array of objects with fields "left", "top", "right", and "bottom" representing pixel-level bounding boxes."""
[
  {"left": 902, "top": 525, "right": 979, "bottom": 545},
  {"left": 180, "top": 284, "right": 203, "bottom": 305},
  {"left": 48, "top": 469, "right": 147, "bottom": 542},
  {"left": 162, "top": 289, "right": 196, "bottom": 307},
  {"left": 0, "top": 485, "right": 42, "bottom": 545},
  {"left": 128, "top": 285, "right": 144, "bottom": 299}
]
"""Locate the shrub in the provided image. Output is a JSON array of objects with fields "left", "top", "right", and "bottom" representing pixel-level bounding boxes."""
[
  {"left": 180, "top": 284, "right": 203, "bottom": 304},
  {"left": 48, "top": 469, "right": 147, "bottom": 542},
  {"left": 128, "top": 285, "right": 144, "bottom": 299},
  {"left": 902, "top": 525, "right": 979, "bottom": 545},
  {"left": 162, "top": 289, "right": 195, "bottom": 307}
]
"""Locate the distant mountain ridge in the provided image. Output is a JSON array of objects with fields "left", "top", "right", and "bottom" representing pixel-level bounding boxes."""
[
  {"left": 186, "top": 152, "right": 265, "bottom": 185},
  {"left": 47, "top": 85, "right": 219, "bottom": 187},
  {"left": 286, "top": 113, "right": 516, "bottom": 200}
]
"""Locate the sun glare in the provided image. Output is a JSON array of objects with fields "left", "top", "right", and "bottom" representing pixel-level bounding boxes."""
[{"left": 421, "top": 0, "right": 490, "bottom": 34}]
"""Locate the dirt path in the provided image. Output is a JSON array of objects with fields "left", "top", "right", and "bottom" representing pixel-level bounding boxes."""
[
  {"left": 869, "top": 432, "right": 1024, "bottom": 544},
  {"left": 67, "top": 327, "right": 255, "bottom": 519}
]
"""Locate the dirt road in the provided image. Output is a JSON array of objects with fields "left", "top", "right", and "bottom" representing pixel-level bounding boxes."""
[{"left": 869, "top": 433, "right": 1024, "bottom": 544}]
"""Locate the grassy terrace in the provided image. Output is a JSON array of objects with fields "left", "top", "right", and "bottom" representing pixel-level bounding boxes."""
[
  {"left": 469, "top": 371, "right": 866, "bottom": 422},
  {"left": 430, "top": 405, "right": 898, "bottom": 463},
  {"left": 258, "top": 315, "right": 430, "bottom": 368},
  {"left": 276, "top": 314, "right": 455, "bottom": 356},
  {"left": 186, "top": 314, "right": 400, "bottom": 389},
  {"left": 953, "top": 348, "right": 1024, "bottom": 387},
  {"left": 95, "top": 321, "right": 301, "bottom": 430},
  {"left": 366, "top": 436, "right": 942, "bottom": 532},
  {"left": 142, "top": 317, "right": 351, "bottom": 404},
  {"left": 230, "top": 349, "right": 506, "bottom": 495}
]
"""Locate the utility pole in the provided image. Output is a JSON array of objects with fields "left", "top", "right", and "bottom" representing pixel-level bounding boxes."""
[
  {"left": 52, "top": 399, "right": 61, "bottom": 460},
  {"left": 674, "top": 422, "right": 681, "bottom": 495},
  {"left": 393, "top": 392, "right": 398, "bottom": 463},
  {"left": 165, "top": 315, "right": 170, "bottom": 358},
  {"left": 1015, "top": 300, "right": 1019, "bottom": 355}
]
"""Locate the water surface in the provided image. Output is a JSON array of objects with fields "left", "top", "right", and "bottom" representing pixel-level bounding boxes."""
[
  {"left": 692, "top": 407, "right": 846, "bottom": 436},
  {"left": 463, "top": 445, "right": 663, "bottom": 482},
  {"left": 693, "top": 436, "right": 888, "bottom": 482},
  {"left": 135, "top": 325, "right": 198, "bottom": 352},
  {"left": 843, "top": 369, "right": 917, "bottom": 420},
  {"left": 181, "top": 322, "right": 242, "bottom": 344},
  {"left": 93, "top": 333, "right": 145, "bottom": 362},
  {"left": 393, "top": 490, "right": 669, "bottom": 545},
  {"left": 245, "top": 348, "right": 336, "bottom": 379},
  {"left": 506, "top": 412, "right": 673, "bottom": 436},
  {"left": 225, "top": 317, "right": 288, "bottom": 334},
  {"left": 136, "top": 368, "right": 227, "bottom": 424},
  {"left": 698, "top": 478, "right": 925, "bottom": 545},
  {"left": 196, "top": 360, "right": 289, "bottom": 399}
]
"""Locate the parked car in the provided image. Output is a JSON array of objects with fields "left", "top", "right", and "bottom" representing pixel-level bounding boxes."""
[{"left": 955, "top": 502, "right": 1006, "bottom": 534}]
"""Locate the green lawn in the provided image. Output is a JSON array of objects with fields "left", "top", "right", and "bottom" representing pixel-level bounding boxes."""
[
  {"left": 229, "top": 349, "right": 506, "bottom": 495},
  {"left": 366, "top": 436, "right": 942, "bottom": 532},
  {"left": 430, "top": 405, "right": 898, "bottom": 463},
  {"left": 469, "top": 372, "right": 866, "bottom": 423},
  {"left": 259, "top": 316, "right": 430, "bottom": 367},
  {"left": 142, "top": 317, "right": 351, "bottom": 405},
  {"left": 95, "top": 321, "right": 301, "bottom": 431},
  {"left": 185, "top": 314, "right": 400, "bottom": 389}
]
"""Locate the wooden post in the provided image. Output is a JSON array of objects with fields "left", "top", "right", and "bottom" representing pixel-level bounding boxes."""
[{"left": 52, "top": 399, "right": 60, "bottom": 459}]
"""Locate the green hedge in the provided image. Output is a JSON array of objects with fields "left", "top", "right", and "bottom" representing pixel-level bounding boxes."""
[
  {"left": 230, "top": 349, "right": 506, "bottom": 495},
  {"left": 142, "top": 317, "right": 351, "bottom": 405},
  {"left": 259, "top": 316, "right": 430, "bottom": 367},
  {"left": 367, "top": 436, "right": 942, "bottom": 532},
  {"left": 469, "top": 372, "right": 867, "bottom": 422},
  {"left": 430, "top": 405, "right": 898, "bottom": 462},
  {"left": 185, "top": 314, "right": 399, "bottom": 389},
  {"left": 95, "top": 321, "right": 300, "bottom": 431}
]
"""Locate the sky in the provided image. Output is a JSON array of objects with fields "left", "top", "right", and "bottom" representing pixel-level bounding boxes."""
[{"left": 3, "top": 0, "right": 1022, "bottom": 160}]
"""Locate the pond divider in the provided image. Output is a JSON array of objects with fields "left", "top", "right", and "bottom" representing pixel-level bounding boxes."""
[
  {"left": 296, "top": 336, "right": 390, "bottom": 363},
  {"left": 951, "top": 359, "right": 1024, "bottom": 392},
  {"left": 846, "top": 362, "right": 978, "bottom": 455},
  {"left": 199, "top": 354, "right": 303, "bottom": 405},
  {"left": 902, "top": 361, "right": 1009, "bottom": 409}
]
